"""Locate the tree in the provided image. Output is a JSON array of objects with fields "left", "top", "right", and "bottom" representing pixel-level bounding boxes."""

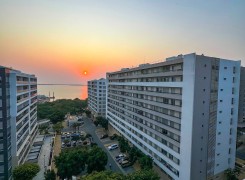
[
  {"left": 84, "top": 171, "right": 124, "bottom": 180},
  {"left": 54, "top": 148, "right": 87, "bottom": 179},
  {"left": 44, "top": 169, "right": 56, "bottom": 180},
  {"left": 126, "top": 169, "right": 160, "bottom": 180},
  {"left": 118, "top": 137, "right": 130, "bottom": 153},
  {"left": 13, "top": 163, "right": 40, "bottom": 180},
  {"left": 49, "top": 110, "right": 65, "bottom": 124},
  {"left": 139, "top": 155, "right": 153, "bottom": 170},
  {"left": 37, "top": 99, "right": 87, "bottom": 122},
  {"left": 225, "top": 168, "right": 240, "bottom": 180},
  {"left": 85, "top": 110, "right": 91, "bottom": 117},
  {"left": 128, "top": 146, "right": 143, "bottom": 163},
  {"left": 87, "top": 146, "right": 108, "bottom": 173},
  {"left": 39, "top": 124, "right": 49, "bottom": 134},
  {"left": 95, "top": 116, "right": 108, "bottom": 130},
  {"left": 71, "top": 135, "right": 80, "bottom": 141},
  {"left": 84, "top": 170, "right": 159, "bottom": 180},
  {"left": 52, "top": 122, "right": 63, "bottom": 134},
  {"left": 72, "top": 122, "right": 80, "bottom": 132}
]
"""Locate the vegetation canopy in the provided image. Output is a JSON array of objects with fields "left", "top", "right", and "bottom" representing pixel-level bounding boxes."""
[
  {"left": 37, "top": 98, "right": 87, "bottom": 123},
  {"left": 13, "top": 163, "right": 40, "bottom": 180}
]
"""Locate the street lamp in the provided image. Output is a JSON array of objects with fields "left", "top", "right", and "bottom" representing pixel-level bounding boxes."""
[{"left": 44, "top": 154, "right": 46, "bottom": 172}]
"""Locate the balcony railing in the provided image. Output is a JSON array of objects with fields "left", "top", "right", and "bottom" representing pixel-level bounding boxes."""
[
  {"left": 17, "top": 96, "right": 29, "bottom": 104},
  {"left": 17, "top": 81, "right": 29, "bottom": 84},
  {"left": 17, "top": 89, "right": 29, "bottom": 94}
]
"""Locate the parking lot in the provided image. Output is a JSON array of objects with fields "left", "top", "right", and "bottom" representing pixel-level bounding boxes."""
[
  {"left": 59, "top": 115, "right": 135, "bottom": 174},
  {"left": 95, "top": 127, "right": 135, "bottom": 174},
  {"left": 61, "top": 131, "right": 90, "bottom": 149}
]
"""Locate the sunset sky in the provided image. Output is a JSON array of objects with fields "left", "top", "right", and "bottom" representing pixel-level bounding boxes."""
[{"left": 0, "top": 0, "right": 245, "bottom": 85}]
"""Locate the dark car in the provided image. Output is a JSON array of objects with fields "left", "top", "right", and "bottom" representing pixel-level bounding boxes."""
[
  {"left": 121, "top": 160, "right": 132, "bottom": 168},
  {"left": 77, "top": 118, "right": 83, "bottom": 122},
  {"left": 100, "top": 134, "right": 108, "bottom": 139},
  {"left": 72, "top": 141, "right": 76, "bottom": 147},
  {"left": 119, "top": 157, "right": 129, "bottom": 164},
  {"left": 110, "top": 134, "right": 118, "bottom": 140},
  {"left": 115, "top": 154, "right": 126, "bottom": 162}
]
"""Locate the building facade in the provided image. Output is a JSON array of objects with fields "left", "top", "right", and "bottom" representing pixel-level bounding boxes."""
[
  {"left": 238, "top": 67, "right": 245, "bottom": 127},
  {"left": 106, "top": 53, "right": 240, "bottom": 180},
  {"left": 88, "top": 78, "right": 107, "bottom": 118},
  {"left": 0, "top": 66, "right": 38, "bottom": 180}
]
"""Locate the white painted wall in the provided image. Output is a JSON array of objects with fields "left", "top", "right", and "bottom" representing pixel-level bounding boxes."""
[
  {"left": 214, "top": 60, "right": 241, "bottom": 174},
  {"left": 179, "top": 53, "right": 196, "bottom": 180}
]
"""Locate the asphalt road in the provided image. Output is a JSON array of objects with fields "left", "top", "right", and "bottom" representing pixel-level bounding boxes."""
[
  {"left": 81, "top": 117, "right": 123, "bottom": 173},
  {"left": 33, "top": 136, "right": 53, "bottom": 180}
]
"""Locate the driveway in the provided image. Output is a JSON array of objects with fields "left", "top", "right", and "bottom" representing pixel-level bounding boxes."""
[
  {"left": 33, "top": 136, "right": 53, "bottom": 180},
  {"left": 81, "top": 117, "right": 122, "bottom": 173}
]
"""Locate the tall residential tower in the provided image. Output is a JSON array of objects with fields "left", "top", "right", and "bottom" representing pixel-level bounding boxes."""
[
  {"left": 238, "top": 67, "right": 245, "bottom": 127},
  {"left": 106, "top": 53, "right": 240, "bottom": 180},
  {"left": 88, "top": 78, "right": 107, "bottom": 118},
  {"left": 0, "top": 66, "right": 38, "bottom": 179}
]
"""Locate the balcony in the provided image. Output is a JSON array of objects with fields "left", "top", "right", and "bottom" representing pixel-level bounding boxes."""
[
  {"left": 31, "top": 98, "right": 37, "bottom": 105},
  {"left": 17, "top": 96, "right": 29, "bottom": 104},
  {"left": 17, "top": 103, "right": 29, "bottom": 113},
  {"left": 16, "top": 109, "right": 29, "bottom": 123},
  {"left": 17, "top": 88, "right": 29, "bottom": 94},
  {"left": 17, "top": 80, "right": 29, "bottom": 85}
]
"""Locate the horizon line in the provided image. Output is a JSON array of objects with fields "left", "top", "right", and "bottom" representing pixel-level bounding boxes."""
[{"left": 38, "top": 83, "right": 87, "bottom": 86}]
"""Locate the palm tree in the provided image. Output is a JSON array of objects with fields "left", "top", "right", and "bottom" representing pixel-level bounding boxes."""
[{"left": 72, "top": 123, "right": 80, "bottom": 132}]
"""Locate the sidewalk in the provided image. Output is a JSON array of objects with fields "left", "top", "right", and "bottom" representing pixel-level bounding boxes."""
[{"left": 51, "top": 134, "right": 61, "bottom": 179}]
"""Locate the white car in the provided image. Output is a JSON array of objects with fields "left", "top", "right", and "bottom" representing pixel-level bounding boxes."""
[{"left": 108, "top": 144, "right": 118, "bottom": 150}]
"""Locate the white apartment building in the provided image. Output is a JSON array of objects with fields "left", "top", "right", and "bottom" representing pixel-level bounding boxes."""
[
  {"left": 238, "top": 67, "right": 245, "bottom": 127},
  {"left": 106, "top": 53, "right": 240, "bottom": 180},
  {"left": 0, "top": 66, "right": 38, "bottom": 179},
  {"left": 88, "top": 78, "right": 107, "bottom": 118}
]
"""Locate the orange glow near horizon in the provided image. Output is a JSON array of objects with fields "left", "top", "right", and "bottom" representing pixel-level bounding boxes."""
[{"left": 0, "top": 1, "right": 244, "bottom": 100}]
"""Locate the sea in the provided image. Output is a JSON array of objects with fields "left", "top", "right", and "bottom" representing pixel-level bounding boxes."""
[{"left": 37, "top": 85, "right": 88, "bottom": 100}]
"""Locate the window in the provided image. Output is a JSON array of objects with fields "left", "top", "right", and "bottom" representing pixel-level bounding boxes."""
[
  {"left": 0, "top": 164, "right": 4, "bottom": 173},
  {"left": 224, "top": 67, "right": 227, "bottom": 69}
]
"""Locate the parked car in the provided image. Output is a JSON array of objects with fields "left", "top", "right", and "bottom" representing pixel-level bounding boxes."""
[
  {"left": 100, "top": 134, "right": 108, "bottom": 139},
  {"left": 108, "top": 144, "right": 118, "bottom": 150},
  {"left": 76, "top": 140, "right": 83, "bottom": 146},
  {"left": 110, "top": 134, "right": 118, "bottom": 140},
  {"left": 119, "top": 157, "right": 129, "bottom": 164},
  {"left": 72, "top": 141, "right": 76, "bottom": 147},
  {"left": 115, "top": 154, "right": 126, "bottom": 161},
  {"left": 66, "top": 134, "right": 71, "bottom": 138},
  {"left": 61, "top": 142, "right": 66, "bottom": 148},
  {"left": 121, "top": 160, "right": 131, "bottom": 168}
]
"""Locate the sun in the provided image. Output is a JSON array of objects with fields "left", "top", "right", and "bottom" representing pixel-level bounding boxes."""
[{"left": 83, "top": 71, "right": 88, "bottom": 75}]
